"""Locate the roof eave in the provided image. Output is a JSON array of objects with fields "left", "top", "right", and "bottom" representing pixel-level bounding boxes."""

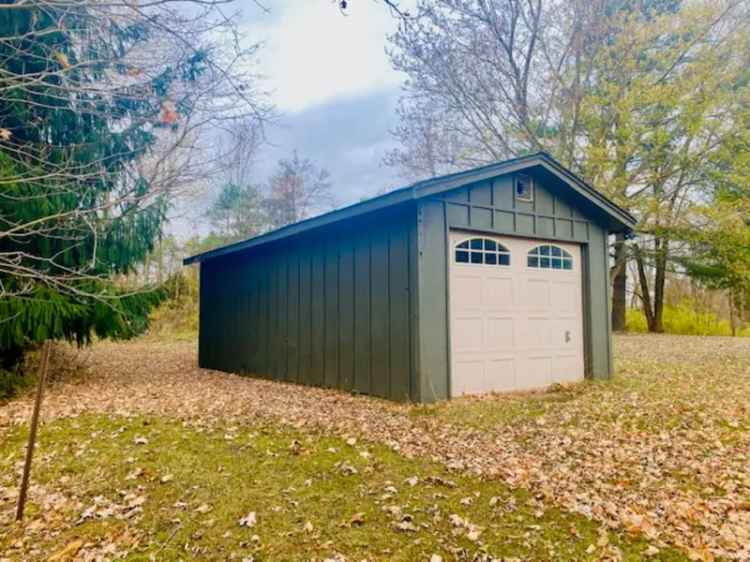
[
  {"left": 183, "top": 185, "right": 416, "bottom": 265},
  {"left": 184, "top": 152, "right": 637, "bottom": 265}
]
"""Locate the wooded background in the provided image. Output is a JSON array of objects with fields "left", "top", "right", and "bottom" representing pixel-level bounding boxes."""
[{"left": 2, "top": 0, "right": 750, "bottom": 397}]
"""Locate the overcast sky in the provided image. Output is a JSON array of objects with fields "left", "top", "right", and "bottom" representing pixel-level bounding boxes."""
[
  {"left": 171, "top": 0, "right": 417, "bottom": 237},
  {"left": 243, "top": 0, "right": 418, "bottom": 199}
]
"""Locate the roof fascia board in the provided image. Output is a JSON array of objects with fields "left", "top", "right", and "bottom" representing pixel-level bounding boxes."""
[
  {"left": 534, "top": 161, "right": 637, "bottom": 229},
  {"left": 183, "top": 186, "right": 415, "bottom": 265}
]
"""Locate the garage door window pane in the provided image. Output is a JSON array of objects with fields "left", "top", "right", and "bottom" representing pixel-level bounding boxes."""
[
  {"left": 455, "top": 237, "right": 511, "bottom": 266},
  {"left": 528, "top": 245, "right": 573, "bottom": 270}
]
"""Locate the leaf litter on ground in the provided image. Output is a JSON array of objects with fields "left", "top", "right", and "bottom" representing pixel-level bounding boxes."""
[{"left": 0, "top": 334, "right": 748, "bottom": 559}]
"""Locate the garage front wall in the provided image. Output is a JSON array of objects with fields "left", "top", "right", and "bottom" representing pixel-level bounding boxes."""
[
  {"left": 199, "top": 205, "right": 419, "bottom": 401},
  {"left": 416, "top": 170, "right": 612, "bottom": 402}
]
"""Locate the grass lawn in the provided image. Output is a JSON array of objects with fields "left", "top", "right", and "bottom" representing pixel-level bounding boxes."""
[
  {"left": 0, "top": 415, "right": 680, "bottom": 561},
  {"left": 1, "top": 333, "right": 748, "bottom": 560}
]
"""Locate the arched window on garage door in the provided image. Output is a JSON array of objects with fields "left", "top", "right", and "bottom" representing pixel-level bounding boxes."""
[
  {"left": 455, "top": 237, "right": 510, "bottom": 266},
  {"left": 527, "top": 244, "right": 573, "bottom": 270}
]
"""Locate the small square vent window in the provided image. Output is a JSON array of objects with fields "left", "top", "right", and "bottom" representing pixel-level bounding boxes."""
[{"left": 515, "top": 174, "right": 534, "bottom": 202}]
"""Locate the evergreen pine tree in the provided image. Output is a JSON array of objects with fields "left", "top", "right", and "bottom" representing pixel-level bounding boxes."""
[{"left": 0, "top": 1, "right": 252, "bottom": 375}]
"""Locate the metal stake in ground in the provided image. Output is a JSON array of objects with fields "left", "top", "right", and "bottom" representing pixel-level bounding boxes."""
[{"left": 16, "top": 340, "right": 52, "bottom": 521}]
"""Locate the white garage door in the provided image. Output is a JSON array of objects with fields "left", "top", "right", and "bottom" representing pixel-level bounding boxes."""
[{"left": 449, "top": 231, "right": 585, "bottom": 396}]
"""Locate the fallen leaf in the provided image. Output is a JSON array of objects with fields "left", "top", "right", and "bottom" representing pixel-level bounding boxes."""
[
  {"left": 47, "top": 539, "right": 83, "bottom": 561},
  {"left": 394, "top": 520, "right": 417, "bottom": 532},
  {"left": 125, "top": 467, "right": 143, "bottom": 480},
  {"left": 239, "top": 511, "right": 257, "bottom": 527},
  {"left": 349, "top": 512, "right": 365, "bottom": 527},
  {"left": 338, "top": 461, "right": 358, "bottom": 476}
]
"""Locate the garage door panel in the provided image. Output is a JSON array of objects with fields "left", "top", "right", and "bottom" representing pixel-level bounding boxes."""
[
  {"left": 519, "top": 355, "right": 552, "bottom": 389},
  {"left": 482, "top": 276, "right": 513, "bottom": 310},
  {"left": 450, "top": 232, "right": 584, "bottom": 397},
  {"left": 485, "top": 316, "right": 514, "bottom": 350},
  {"left": 522, "top": 317, "right": 551, "bottom": 350},
  {"left": 524, "top": 279, "right": 550, "bottom": 310},
  {"left": 547, "top": 318, "right": 572, "bottom": 347},
  {"left": 486, "top": 358, "right": 516, "bottom": 391},
  {"left": 453, "top": 360, "right": 484, "bottom": 396},
  {"left": 453, "top": 316, "right": 483, "bottom": 352},
  {"left": 453, "top": 274, "right": 482, "bottom": 309},
  {"left": 550, "top": 281, "right": 577, "bottom": 314},
  {"left": 552, "top": 355, "right": 583, "bottom": 384},
  {"left": 553, "top": 317, "right": 581, "bottom": 347}
]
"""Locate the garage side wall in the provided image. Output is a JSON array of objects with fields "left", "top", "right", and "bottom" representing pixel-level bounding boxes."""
[
  {"left": 198, "top": 205, "right": 419, "bottom": 402},
  {"left": 416, "top": 172, "right": 612, "bottom": 402}
]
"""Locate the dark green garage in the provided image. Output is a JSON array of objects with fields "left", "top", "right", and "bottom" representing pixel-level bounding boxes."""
[{"left": 184, "top": 153, "right": 635, "bottom": 402}]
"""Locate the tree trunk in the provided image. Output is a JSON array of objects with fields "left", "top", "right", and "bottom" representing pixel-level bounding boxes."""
[
  {"left": 611, "top": 233, "right": 627, "bottom": 332},
  {"left": 634, "top": 245, "right": 656, "bottom": 331},
  {"left": 634, "top": 237, "right": 668, "bottom": 333},
  {"left": 652, "top": 237, "right": 668, "bottom": 333},
  {"left": 157, "top": 237, "right": 164, "bottom": 285}
]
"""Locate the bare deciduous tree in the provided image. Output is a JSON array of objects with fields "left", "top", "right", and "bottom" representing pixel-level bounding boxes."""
[
  {"left": 264, "top": 151, "right": 334, "bottom": 229},
  {"left": 386, "top": 0, "right": 750, "bottom": 332},
  {"left": 385, "top": 0, "right": 610, "bottom": 180}
]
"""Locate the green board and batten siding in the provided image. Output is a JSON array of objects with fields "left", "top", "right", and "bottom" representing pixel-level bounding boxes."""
[
  {"left": 198, "top": 206, "right": 419, "bottom": 401},
  {"left": 189, "top": 154, "right": 635, "bottom": 403},
  {"left": 415, "top": 172, "right": 613, "bottom": 402}
]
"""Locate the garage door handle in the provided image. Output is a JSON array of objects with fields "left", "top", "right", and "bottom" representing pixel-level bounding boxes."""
[{"left": 565, "top": 330, "right": 571, "bottom": 343}]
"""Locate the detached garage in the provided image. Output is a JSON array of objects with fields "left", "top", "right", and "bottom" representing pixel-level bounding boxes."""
[{"left": 184, "top": 152, "right": 636, "bottom": 402}]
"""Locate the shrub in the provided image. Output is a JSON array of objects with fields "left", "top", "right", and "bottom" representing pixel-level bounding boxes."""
[
  {"left": 625, "top": 300, "right": 749, "bottom": 336},
  {"left": 625, "top": 308, "right": 649, "bottom": 333},
  {"left": 146, "top": 272, "right": 199, "bottom": 340},
  {"left": 0, "top": 368, "right": 29, "bottom": 400}
]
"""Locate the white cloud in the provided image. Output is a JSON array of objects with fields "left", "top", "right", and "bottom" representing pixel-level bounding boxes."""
[{"left": 242, "top": 0, "right": 411, "bottom": 112}]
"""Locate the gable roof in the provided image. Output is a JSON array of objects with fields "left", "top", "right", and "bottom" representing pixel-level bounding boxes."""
[{"left": 184, "top": 152, "right": 636, "bottom": 265}]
